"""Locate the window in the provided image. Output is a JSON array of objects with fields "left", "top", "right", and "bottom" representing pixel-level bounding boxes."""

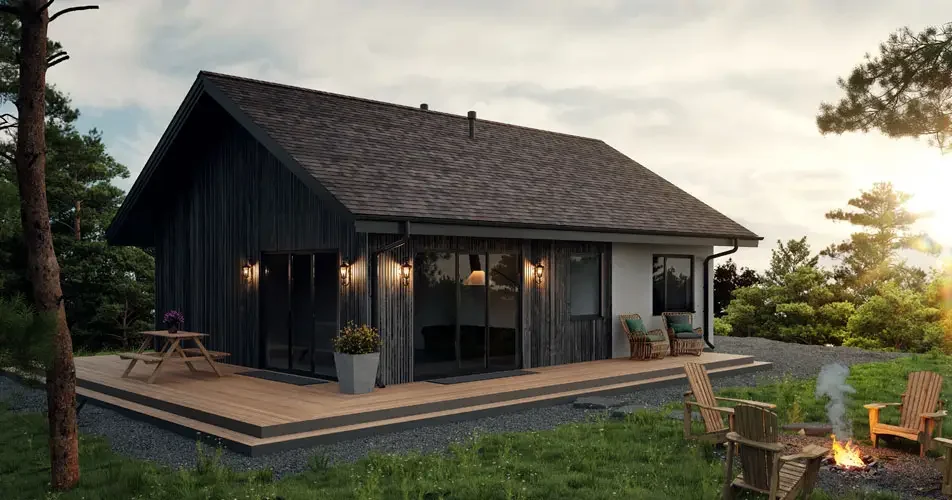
[
  {"left": 652, "top": 255, "right": 694, "bottom": 315},
  {"left": 569, "top": 253, "right": 601, "bottom": 318}
]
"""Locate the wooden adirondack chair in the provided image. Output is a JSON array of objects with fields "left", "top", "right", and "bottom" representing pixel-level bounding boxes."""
[
  {"left": 682, "top": 362, "right": 776, "bottom": 443},
  {"left": 724, "top": 405, "right": 828, "bottom": 500},
  {"left": 864, "top": 370, "right": 946, "bottom": 457}
]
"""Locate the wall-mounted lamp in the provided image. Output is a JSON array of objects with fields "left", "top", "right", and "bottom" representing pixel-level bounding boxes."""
[
  {"left": 533, "top": 262, "right": 544, "bottom": 284},
  {"left": 400, "top": 261, "right": 412, "bottom": 286},
  {"left": 339, "top": 261, "right": 351, "bottom": 287},
  {"left": 242, "top": 258, "right": 257, "bottom": 281}
]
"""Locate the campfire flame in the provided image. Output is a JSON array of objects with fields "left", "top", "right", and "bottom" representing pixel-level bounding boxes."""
[{"left": 830, "top": 434, "right": 865, "bottom": 469}]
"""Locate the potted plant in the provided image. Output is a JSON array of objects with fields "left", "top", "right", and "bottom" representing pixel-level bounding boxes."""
[
  {"left": 333, "top": 322, "right": 381, "bottom": 394},
  {"left": 163, "top": 310, "right": 184, "bottom": 333}
]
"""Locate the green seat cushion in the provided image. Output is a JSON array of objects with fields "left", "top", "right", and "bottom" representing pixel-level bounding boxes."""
[
  {"left": 672, "top": 322, "right": 695, "bottom": 334},
  {"left": 624, "top": 317, "right": 647, "bottom": 335},
  {"left": 646, "top": 332, "right": 667, "bottom": 342},
  {"left": 675, "top": 332, "right": 703, "bottom": 340}
]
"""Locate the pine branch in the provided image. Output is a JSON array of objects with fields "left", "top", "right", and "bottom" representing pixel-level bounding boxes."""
[
  {"left": 36, "top": 0, "right": 54, "bottom": 13},
  {"left": 46, "top": 53, "right": 68, "bottom": 68},
  {"left": 48, "top": 4, "right": 97, "bottom": 22}
]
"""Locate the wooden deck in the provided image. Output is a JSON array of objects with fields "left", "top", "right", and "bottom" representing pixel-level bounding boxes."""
[{"left": 74, "top": 352, "right": 771, "bottom": 456}]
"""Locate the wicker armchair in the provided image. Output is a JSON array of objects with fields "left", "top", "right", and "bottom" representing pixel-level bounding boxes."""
[
  {"left": 661, "top": 311, "right": 704, "bottom": 356},
  {"left": 619, "top": 313, "right": 668, "bottom": 360}
]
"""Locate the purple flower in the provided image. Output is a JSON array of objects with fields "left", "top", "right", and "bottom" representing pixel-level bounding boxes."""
[{"left": 163, "top": 310, "right": 184, "bottom": 327}]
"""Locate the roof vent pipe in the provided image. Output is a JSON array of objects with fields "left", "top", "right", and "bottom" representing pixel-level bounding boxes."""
[
  {"left": 420, "top": 103, "right": 428, "bottom": 110},
  {"left": 467, "top": 110, "right": 476, "bottom": 139}
]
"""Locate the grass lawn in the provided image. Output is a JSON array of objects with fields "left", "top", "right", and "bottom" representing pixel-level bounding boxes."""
[{"left": 3, "top": 353, "right": 951, "bottom": 500}]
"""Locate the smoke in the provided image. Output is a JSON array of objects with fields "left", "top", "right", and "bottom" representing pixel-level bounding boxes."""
[{"left": 815, "top": 363, "right": 856, "bottom": 438}]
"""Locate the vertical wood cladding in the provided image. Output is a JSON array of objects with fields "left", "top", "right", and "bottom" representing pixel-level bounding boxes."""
[
  {"left": 152, "top": 96, "right": 362, "bottom": 367},
  {"left": 370, "top": 235, "right": 611, "bottom": 383},
  {"left": 150, "top": 96, "right": 612, "bottom": 381}
]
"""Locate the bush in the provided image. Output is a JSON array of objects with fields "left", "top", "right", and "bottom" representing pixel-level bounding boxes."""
[
  {"left": 713, "top": 317, "right": 732, "bottom": 336},
  {"left": 333, "top": 322, "right": 381, "bottom": 355},
  {"left": 0, "top": 295, "right": 55, "bottom": 371},
  {"left": 846, "top": 281, "right": 943, "bottom": 352}
]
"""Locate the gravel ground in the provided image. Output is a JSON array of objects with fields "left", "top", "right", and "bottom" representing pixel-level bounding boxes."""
[{"left": 0, "top": 337, "right": 907, "bottom": 479}]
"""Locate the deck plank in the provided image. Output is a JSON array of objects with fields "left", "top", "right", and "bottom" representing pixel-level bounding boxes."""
[{"left": 75, "top": 352, "right": 763, "bottom": 435}]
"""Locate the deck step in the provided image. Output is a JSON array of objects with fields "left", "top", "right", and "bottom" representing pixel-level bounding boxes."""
[{"left": 76, "top": 361, "right": 772, "bottom": 457}]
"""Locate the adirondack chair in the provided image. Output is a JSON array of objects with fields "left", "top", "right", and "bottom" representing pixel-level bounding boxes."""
[
  {"left": 864, "top": 370, "right": 946, "bottom": 457},
  {"left": 682, "top": 362, "right": 776, "bottom": 443},
  {"left": 933, "top": 437, "right": 952, "bottom": 495},
  {"left": 724, "top": 405, "right": 828, "bottom": 500},
  {"left": 618, "top": 313, "right": 668, "bottom": 360},
  {"left": 661, "top": 311, "right": 704, "bottom": 356}
]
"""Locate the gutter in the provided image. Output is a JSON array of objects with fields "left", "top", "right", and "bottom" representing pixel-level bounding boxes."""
[{"left": 701, "top": 239, "right": 739, "bottom": 349}]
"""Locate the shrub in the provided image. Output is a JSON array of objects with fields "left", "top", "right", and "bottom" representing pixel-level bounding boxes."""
[
  {"left": 713, "top": 317, "right": 732, "bottom": 336},
  {"left": 847, "top": 281, "right": 943, "bottom": 352},
  {"left": 333, "top": 322, "right": 381, "bottom": 354}
]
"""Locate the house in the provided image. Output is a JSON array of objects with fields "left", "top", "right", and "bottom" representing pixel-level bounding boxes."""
[{"left": 106, "top": 71, "right": 762, "bottom": 386}]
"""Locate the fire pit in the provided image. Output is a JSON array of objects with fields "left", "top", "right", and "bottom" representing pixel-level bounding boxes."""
[{"left": 823, "top": 435, "right": 880, "bottom": 477}]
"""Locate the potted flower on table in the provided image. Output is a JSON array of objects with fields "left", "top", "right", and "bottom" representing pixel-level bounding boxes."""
[
  {"left": 333, "top": 322, "right": 381, "bottom": 394},
  {"left": 163, "top": 310, "right": 184, "bottom": 333}
]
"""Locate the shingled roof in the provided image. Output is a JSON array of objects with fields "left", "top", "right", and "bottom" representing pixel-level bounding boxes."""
[{"left": 117, "top": 71, "right": 761, "bottom": 242}]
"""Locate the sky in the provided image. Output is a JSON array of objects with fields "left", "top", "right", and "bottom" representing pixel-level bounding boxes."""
[{"left": 44, "top": 0, "right": 952, "bottom": 272}]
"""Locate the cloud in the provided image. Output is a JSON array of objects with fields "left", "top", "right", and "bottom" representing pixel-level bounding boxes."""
[{"left": 42, "top": 0, "right": 952, "bottom": 271}]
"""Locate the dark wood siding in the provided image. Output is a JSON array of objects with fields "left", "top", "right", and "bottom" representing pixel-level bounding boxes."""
[
  {"left": 370, "top": 235, "right": 611, "bottom": 383},
  {"left": 152, "top": 96, "right": 364, "bottom": 367}
]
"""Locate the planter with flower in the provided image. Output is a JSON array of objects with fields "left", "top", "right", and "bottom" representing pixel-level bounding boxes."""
[
  {"left": 333, "top": 322, "right": 381, "bottom": 394},
  {"left": 163, "top": 310, "right": 184, "bottom": 333}
]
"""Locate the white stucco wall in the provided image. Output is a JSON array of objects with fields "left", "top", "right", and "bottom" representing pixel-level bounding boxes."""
[{"left": 610, "top": 243, "right": 714, "bottom": 358}]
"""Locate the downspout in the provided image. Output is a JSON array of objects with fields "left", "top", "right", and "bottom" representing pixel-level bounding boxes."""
[
  {"left": 369, "top": 221, "right": 411, "bottom": 388},
  {"left": 702, "top": 239, "right": 739, "bottom": 349}
]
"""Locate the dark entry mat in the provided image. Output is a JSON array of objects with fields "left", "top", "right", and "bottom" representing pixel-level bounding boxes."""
[
  {"left": 426, "top": 370, "right": 537, "bottom": 385},
  {"left": 236, "top": 370, "right": 329, "bottom": 386}
]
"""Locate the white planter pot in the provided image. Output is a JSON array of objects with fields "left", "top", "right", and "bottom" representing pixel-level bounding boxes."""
[{"left": 333, "top": 352, "right": 380, "bottom": 394}]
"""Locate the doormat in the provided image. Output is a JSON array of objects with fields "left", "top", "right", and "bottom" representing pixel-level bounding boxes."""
[
  {"left": 426, "top": 370, "right": 537, "bottom": 385},
  {"left": 236, "top": 370, "right": 329, "bottom": 386}
]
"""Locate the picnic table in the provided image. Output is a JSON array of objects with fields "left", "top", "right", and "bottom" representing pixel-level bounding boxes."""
[{"left": 119, "top": 331, "right": 228, "bottom": 384}]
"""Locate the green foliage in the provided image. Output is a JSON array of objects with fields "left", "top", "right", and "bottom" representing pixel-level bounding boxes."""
[
  {"left": 817, "top": 22, "right": 952, "bottom": 152},
  {"left": 847, "top": 281, "right": 943, "bottom": 352},
  {"left": 821, "top": 182, "right": 937, "bottom": 301},
  {"left": 333, "top": 322, "right": 381, "bottom": 355},
  {"left": 712, "top": 258, "right": 759, "bottom": 317},
  {"left": 0, "top": 16, "right": 155, "bottom": 353},
  {"left": 763, "top": 237, "right": 819, "bottom": 287},
  {"left": 712, "top": 317, "right": 732, "bottom": 336},
  {"left": 0, "top": 295, "right": 56, "bottom": 371}
]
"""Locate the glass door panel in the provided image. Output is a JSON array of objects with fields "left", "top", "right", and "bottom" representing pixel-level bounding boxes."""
[
  {"left": 261, "top": 253, "right": 290, "bottom": 370},
  {"left": 459, "top": 253, "right": 487, "bottom": 372},
  {"left": 488, "top": 253, "right": 519, "bottom": 369},
  {"left": 413, "top": 252, "right": 457, "bottom": 379},
  {"left": 289, "top": 254, "right": 314, "bottom": 372},
  {"left": 313, "top": 252, "right": 339, "bottom": 378}
]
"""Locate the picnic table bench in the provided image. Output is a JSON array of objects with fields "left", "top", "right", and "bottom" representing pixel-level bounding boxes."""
[{"left": 119, "top": 331, "right": 229, "bottom": 384}]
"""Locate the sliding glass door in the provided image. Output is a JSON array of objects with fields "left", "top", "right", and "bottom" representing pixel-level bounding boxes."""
[
  {"left": 260, "top": 251, "right": 339, "bottom": 378},
  {"left": 413, "top": 250, "right": 520, "bottom": 380}
]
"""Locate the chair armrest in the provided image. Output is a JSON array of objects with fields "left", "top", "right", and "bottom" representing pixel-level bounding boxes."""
[
  {"left": 647, "top": 329, "right": 665, "bottom": 338},
  {"left": 780, "top": 445, "right": 828, "bottom": 463},
  {"left": 726, "top": 432, "right": 784, "bottom": 452},
  {"left": 922, "top": 410, "right": 948, "bottom": 419},
  {"left": 864, "top": 403, "right": 901, "bottom": 410},
  {"left": 714, "top": 397, "right": 777, "bottom": 409},
  {"left": 686, "top": 400, "right": 733, "bottom": 414},
  {"left": 693, "top": 327, "right": 703, "bottom": 334},
  {"left": 684, "top": 390, "right": 694, "bottom": 398},
  {"left": 935, "top": 437, "right": 952, "bottom": 448}
]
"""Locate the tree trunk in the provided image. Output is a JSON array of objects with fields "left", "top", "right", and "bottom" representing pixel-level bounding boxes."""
[
  {"left": 73, "top": 199, "right": 80, "bottom": 240},
  {"left": 14, "top": 0, "right": 80, "bottom": 490}
]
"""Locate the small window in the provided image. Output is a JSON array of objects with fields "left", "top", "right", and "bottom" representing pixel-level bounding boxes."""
[
  {"left": 569, "top": 253, "right": 601, "bottom": 318},
  {"left": 652, "top": 255, "right": 694, "bottom": 316}
]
